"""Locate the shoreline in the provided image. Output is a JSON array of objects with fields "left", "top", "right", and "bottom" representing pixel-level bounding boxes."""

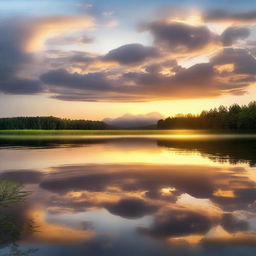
[{"left": 0, "top": 129, "right": 256, "bottom": 137}]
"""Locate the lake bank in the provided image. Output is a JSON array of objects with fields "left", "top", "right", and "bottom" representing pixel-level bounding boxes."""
[{"left": 0, "top": 129, "right": 256, "bottom": 136}]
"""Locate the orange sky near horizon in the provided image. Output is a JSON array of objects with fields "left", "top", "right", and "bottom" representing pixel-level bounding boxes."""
[{"left": 1, "top": 85, "right": 255, "bottom": 120}]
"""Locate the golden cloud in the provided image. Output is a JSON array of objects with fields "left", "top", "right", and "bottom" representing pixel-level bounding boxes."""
[{"left": 24, "top": 16, "right": 95, "bottom": 52}]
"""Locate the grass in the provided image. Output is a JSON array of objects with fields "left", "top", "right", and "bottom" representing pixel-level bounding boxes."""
[
  {"left": 0, "top": 129, "right": 190, "bottom": 136},
  {"left": 0, "top": 180, "right": 30, "bottom": 207},
  {"left": 0, "top": 130, "right": 255, "bottom": 140}
]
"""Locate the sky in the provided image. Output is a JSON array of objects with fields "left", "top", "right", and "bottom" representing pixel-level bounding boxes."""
[{"left": 0, "top": 0, "right": 256, "bottom": 120}]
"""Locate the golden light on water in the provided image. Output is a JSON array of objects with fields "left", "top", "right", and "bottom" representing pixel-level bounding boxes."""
[
  {"left": 26, "top": 209, "right": 94, "bottom": 244},
  {"left": 1, "top": 134, "right": 256, "bottom": 254}
]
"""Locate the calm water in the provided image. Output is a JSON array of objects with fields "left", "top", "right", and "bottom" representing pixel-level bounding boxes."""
[{"left": 1, "top": 133, "right": 256, "bottom": 256}]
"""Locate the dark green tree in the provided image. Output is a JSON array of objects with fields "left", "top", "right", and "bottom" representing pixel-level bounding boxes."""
[{"left": 157, "top": 101, "right": 256, "bottom": 130}]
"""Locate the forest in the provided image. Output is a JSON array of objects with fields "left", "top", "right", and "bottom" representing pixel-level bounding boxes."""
[
  {"left": 1, "top": 101, "right": 256, "bottom": 130},
  {"left": 0, "top": 116, "right": 108, "bottom": 130},
  {"left": 157, "top": 101, "right": 256, "bottom": 130}
]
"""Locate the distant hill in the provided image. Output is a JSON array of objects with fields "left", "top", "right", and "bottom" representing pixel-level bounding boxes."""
[{"left": 103, "top": 112, "right": 164, "bottom": 128}]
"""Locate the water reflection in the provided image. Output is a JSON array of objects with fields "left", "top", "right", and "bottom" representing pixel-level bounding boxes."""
[
  {"left": 1, "top": 135, "right": 256, "bottom": 167},
  {"left": 157, "top": 138, "right": 256, "bottom": 166},
  {"left": 0, "top": 135, "right": 256, "bottom": 255}
]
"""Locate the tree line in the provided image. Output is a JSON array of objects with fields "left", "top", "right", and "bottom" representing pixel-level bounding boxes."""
[
  {"left": 157, "top": 101, "right": 256, "bottom": 130},
  {"left": 0, "top": 116, "right": 108, "bottom": 130}
]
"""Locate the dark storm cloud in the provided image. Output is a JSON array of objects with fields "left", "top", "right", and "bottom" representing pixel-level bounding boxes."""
[
  {"left": 103, "top": 44, "right": 158, "bottom": 65},
  {"left": 138, "top": 209, "right": 214, "bottom": 238},
  {"left": 141, "top": 21, "right": 217, "bottom": 52},
  {"left": 221, "top": 27, "right": 250, "bottom": 46},
  {"left": 205, "top": 10, "right": 256, "bottom": 22},
  {"left": 104, "top": 197, "right": 159, "bottom": 219}
]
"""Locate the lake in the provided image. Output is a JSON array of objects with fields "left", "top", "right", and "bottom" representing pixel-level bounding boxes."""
[{"left": 1, "top": 132, "right": 256, "bottom": 256}]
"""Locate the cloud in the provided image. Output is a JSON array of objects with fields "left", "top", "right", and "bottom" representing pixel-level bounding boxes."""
[
  {"left": 43, "top": 50, "right": 99, "bottom": 75},
  {"left": 221, "top": 213, "right": 249, "bottom": 233},
  {"left": 39, "top": 164, "right": 225, "bottom": 200},
  {"left": 138, "top": 209, "right": 214, "bottom": 238},
  {"left": 0, "top": 20, "right": 43, "bottom": 95},
  {"left": 40, "top": 60, "right": 248, "bottom": 102},
  {"left": 36, "top": 14, "right": 255, "bottom": 102},
  {"left": 1, "top": 11, "right": 256, "bottom": 101},
  {"left": 103, "top": 112, "right": 164, "bottom": 128},
  {"left": 221, "top": 27, "right": 250, "bottom": 46},
  {"left": 23, "top": 16, "right": 94, "bottom": 52},
  {"left": 0, "top": 79, "right": 43, "bottom": 95},
  {"left": 103, "top": 44, "right": 158, "bottom": 65},
  {"left": 41, "top": 69, "right": 112, "bottom": 91},
  {"left": 0, "top": 21, "right": 27, "bottom": 76},
  {"left": 202, "top": 233, "right": 256, "bottom": 247},
  {"left": 39, "top": 162, "right": 256, "bottom": 215},
  {"left": 205, "top": 10, "right": 256, "bottom": 22},
  {"left": 234, "top": 188, "right": 256, "bottom": 204},
  {"left": 9, "top": 162, "right": 254, "bottom": 246},
  {"left": 212, "top": 48, "right": 256, "bottom": 75},
  {"left": 46, "top": 35, "right": 94, "bottom": 46},
  {"left": 104, "top": 197, "right": 159, "bottom": 219},
  {"left": 38, "top": 163, "right": 219, "bottom": 223},
  {"left": 141, "top": 21, "right": 218, "bottom": 53},
  {"left": 0, "top": 15, "right": 94, "bottom": 95}
]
